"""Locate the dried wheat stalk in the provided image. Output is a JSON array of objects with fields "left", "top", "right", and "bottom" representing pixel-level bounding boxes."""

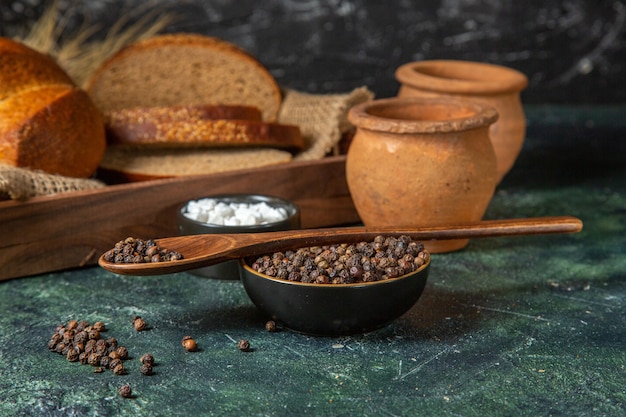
[{"left": 17, "top": 0, "right": 176, "bottom": 86}]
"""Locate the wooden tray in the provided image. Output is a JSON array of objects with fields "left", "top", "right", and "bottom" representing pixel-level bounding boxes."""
[{"left": 0, "top": 156, "right": 359, "bottom": 281}]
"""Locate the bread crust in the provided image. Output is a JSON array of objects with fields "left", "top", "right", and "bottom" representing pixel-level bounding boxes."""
[
  {"left": 0, "top": 37, "right": 107, "bottom": 178},
  {"left": 0, "top": 85, "right": 106, "bottom": 177},
  {"left": 0, "top": 41, "right": 75, "bottom": 100},
  {"left": 85, "top": 33, "right": 283, "bottom": 121}
]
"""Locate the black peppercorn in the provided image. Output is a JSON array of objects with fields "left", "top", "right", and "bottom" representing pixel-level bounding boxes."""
[
  {"left": 92, "top": 321, "right": 106, "bottom": 332},
  {"left": 95, "top": 339, "right": 108, "bottom": 355},
  {"left": 48, "top": 334, "right": 62, "bottom": 350},
  {"left": 182, "top": 336, "right": 198, "bottom": 352},
  {"left": 113, "top": 364, "right": 125, "bottom": 375},
  {"left": 132, "top": 316, "right": 147, "bottom": 332},
  {"left": 66, "top": 348, "right": 79, "bottom": 362},
  {"left": 73, "top": 331, "right": 88, "bottom": 344},
  {"left": 118, "top": 384, "right": 132, "bottom": 398},
  {"left": 140, "top": 364, "right": 153, "bottom": 375},
  {"left": 237, "top": 339, "right": 251, "bottom": 352},
  {"left": 265, "top": 320, "right": 277, "bottom": 332},
  {"left": 99, "top": 355, "right": 110, "bottom": 368},
  {"left": 88, "top": 353, "right": 102, "bottom": 366},
  {"left": 84, "top": 339, "right": 96, "bottom": 354},
  {"left": 109, "top": 358, "right": 122, "bottom": 371},
  {"left": 116, "top": 346, "right": 129, "bottom": 360},
  {"left": 140, "top": 354, "right": 154, "bottom": 366}
]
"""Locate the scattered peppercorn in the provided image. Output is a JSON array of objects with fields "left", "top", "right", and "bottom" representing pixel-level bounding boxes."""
[
  {"left": 140, "top": 364, "right": 153, "bottom": 376},
  {"left": 109, "top": 358, "right": 123, "bottom": 371},
  {"left": 181, "top": 336, "right": 198, "bottom": 352},
  {"left": 249, "top": 236, "right": 429, "bottom": 284},
  {"left": 102, "top": 237, "right": 183, "bottom": 264},
  {"left": 140, "top": 353, "right": 154, "bottom": 366},
  {"left": 265, "top": 320, "right": 277, "bottom": 332},
  {"left": 132, "top": 316, "right": 147, "bottom": 332},
  {"left": 118, "top": 384, "right": 132, "bottom": 398},
  {"left": 92, "top": 321, "right": 106, "bottom": 332},
  {"left": 116, "top": 346, "right": 129, "bottom": 360},
  {"left": 94, "top": 367, "right": 104, "bottom": 373},
  {"left": 113, "top": 364, "right": 125, "bottom": 375},
  {"left": 237, "top": 339, "right": 251, "bottom": 352}
]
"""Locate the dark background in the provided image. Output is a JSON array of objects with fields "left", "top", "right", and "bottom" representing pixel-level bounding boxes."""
[{"left": 1, "top": 0, "right": 625, "bottom": 104}]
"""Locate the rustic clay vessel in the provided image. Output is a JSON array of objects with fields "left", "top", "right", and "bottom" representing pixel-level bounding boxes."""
[
  {"left": 346, "top": 97, "right": 499, "bottom": 253},
  {"left": 395, "top": 60, "right": 528, "bottom": 182}
]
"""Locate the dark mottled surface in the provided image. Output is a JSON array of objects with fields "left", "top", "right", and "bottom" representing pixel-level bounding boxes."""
[
  {"left": 1, "top": 0, "right": 625, "bottom": 103},
  {"left": 1, "top": 106, "right": 625, "bottom": 416}
]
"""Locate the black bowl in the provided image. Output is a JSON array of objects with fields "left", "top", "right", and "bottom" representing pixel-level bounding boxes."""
[
  {"left": 239, "top": 257, "right": 430, "bottom": 336},
  {"left": 177, "top": 194, "right": 300, "bottom": 279}
]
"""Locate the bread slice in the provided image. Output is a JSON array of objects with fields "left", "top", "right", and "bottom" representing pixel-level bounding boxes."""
[
  {"left": 85, "top": 34, "right": 283, "bottom": 121},
  {"left": 0, "top": 39, "right": 75, "bottom": 100},
  {"left": 0, "top": 85, "right": 106, "bottom": 177},
  {"left": 99, "top": 146, "right": 293, "bottom": 182},
  {"left": 105, "top": 117, "right": 304, "bottom": 150},
  {"left": 105, "top": 105, "right": 263, "bottom": 126}
]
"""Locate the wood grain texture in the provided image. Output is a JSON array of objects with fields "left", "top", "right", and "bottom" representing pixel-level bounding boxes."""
[{"left": 0, "top": 156, "right": 358, "bottom": 280}]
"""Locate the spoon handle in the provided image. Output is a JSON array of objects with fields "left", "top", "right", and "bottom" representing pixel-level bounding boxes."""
[{"left": 229, "top": 215, "right": 583, "bottom": 252}]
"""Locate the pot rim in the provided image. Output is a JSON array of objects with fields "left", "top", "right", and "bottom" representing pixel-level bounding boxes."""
[
  {"left": 348, "top": 97, "right": 499, "bottom": 134},
  {"left": 395, "top": 60, "right": 528, "bottom": 95}
]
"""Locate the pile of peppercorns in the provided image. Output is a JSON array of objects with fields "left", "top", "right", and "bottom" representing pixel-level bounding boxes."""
[
  {"left": 102, "top": 237, "right": 183, "bottom": 264},
  {"left": 47, "top": 320, "right": 131, "bottom": 375},
  {"left": 250, "top": 235, "right": 429, "bottom": 284}
]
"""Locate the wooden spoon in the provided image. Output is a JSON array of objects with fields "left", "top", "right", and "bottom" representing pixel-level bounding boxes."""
[{"left": 98, "top": 216, "right": 582, "bottom": 276}]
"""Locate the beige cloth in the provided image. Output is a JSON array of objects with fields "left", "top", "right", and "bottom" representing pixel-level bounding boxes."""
[
  {"left": 0, "top": 86, "right": 373, "bottom": 200},
  {"left": 280, "top": 87, "right": 374, "bottom": 160},
  {"left": 0, "top": 164, "right": 105, "bottom": 200}
]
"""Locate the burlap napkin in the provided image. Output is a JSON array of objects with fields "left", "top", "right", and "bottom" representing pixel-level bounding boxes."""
[
  {"left": 0, "top": 86, "right": 374, "bottom": 200},
  {"left": 279, "top": 87, "right": 374, "bottom": 160},
  {"left": 0, "top": 163, "right": 105, "bottom": 200}
]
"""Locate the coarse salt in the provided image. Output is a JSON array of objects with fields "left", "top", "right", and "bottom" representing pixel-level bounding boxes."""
[{"left": 184, "top": 198, "right": 288, "bottom": 226}]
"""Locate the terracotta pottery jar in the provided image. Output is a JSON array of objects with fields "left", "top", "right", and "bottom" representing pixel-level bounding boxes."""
[
  {"left": 346, "top": 97, "right": 499, "bottom": 253},
  {"left": 395, "top": 60, "right": 528, "bottom": 182}
]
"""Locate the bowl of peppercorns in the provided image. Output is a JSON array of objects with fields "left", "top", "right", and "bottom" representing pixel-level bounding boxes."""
[
  {"left": 239, "top": 235, "right": 431, "bottom": 336},
  {"left": 177, "top": 194, "right": 300, "bottom": 279}
]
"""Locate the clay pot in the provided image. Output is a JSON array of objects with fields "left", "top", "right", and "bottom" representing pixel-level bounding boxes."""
[
  {"left": 346, "top": 97, "right": 499, "bottom": 253},
  {"left": 395, "top": 60, "right": 528, "bottom": 182}
]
